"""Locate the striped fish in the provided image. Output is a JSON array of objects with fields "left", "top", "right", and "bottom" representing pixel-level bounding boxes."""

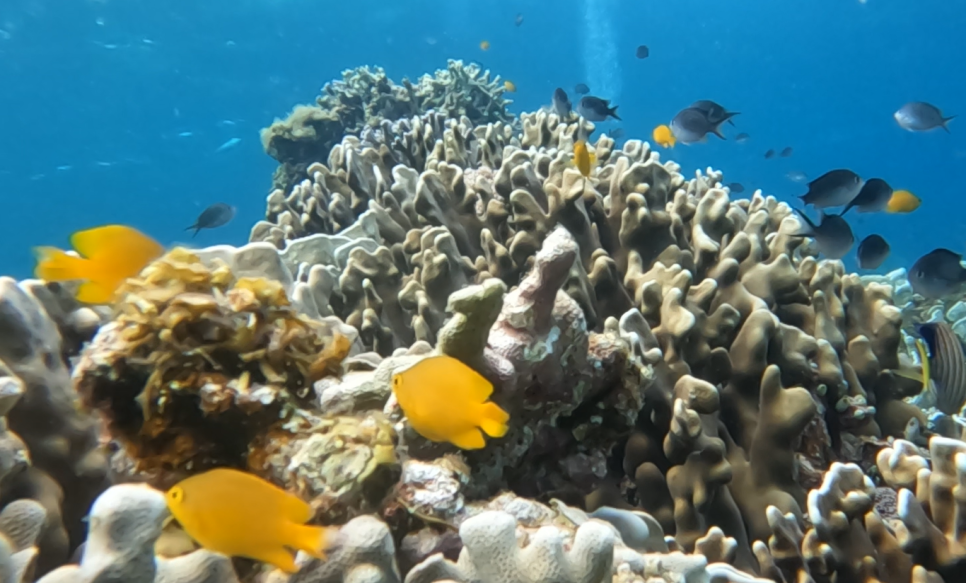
[{"left": 918, "top": 322, "right": 966, "bottom": 415}]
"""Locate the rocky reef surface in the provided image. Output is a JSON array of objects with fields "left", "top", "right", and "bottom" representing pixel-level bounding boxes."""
[{"left": 2, "top": 62, "right": 965, "bottom": 583}]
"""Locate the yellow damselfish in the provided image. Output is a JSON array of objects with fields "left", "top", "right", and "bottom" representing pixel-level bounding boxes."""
[
  {"left": 886, "top": 189, "right": 921, "bottom": 213},
  {"left": 652, "top": 124, "right": 676, "bottom": 148},
  {"left": 504, "top": 80, "right": 516, "bottom": 92},
  {"left": 573, "top": 140, "right": 596, "bottom": 178},
  {"left": 33, "top": 224, "right": 164, "bottom": 304},
  {"left": 391, "top": 354, "right": 510, "bottom": 449},
  {"left": 165, "top": 468, "right": 330, "bottom": 573}
]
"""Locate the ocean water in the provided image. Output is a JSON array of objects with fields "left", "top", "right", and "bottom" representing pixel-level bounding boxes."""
[{"left": 1, "top": 0, "right": 963, "bottom": 279}]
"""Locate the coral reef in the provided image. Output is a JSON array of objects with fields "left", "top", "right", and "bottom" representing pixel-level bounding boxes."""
[
  {"left": 13, "top": 65, "right": 966, "bottom": 583},
  {"left": 261, "top": 61, "right": 513, "bottom": 194}
]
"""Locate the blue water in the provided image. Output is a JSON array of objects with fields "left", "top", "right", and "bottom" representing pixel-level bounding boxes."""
[{"left": 2, "top": 0, "right": 963, "bottom": 278}]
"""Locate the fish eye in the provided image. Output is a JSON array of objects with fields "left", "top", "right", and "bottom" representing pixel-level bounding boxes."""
[
  {"left": 169, "top": 487, "right": 184, "bottom": 502},
  {"left": 392, "top": 376, "right": 401, "bottom": 386}
]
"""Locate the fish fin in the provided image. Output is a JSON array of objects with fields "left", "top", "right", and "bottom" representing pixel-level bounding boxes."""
[
  {"left": 75, "top": 280, "right": 117, "bottom": 305},
  {"left": 450, "top": 428, "right": 486, "bottom": 450},
  {"left": 478, "top": 402, "right": 510, "bottom": 438},
  {"left": 609, "top": 106, "right": 621, "bottom": 121},
  {"left": 33, "top": 247, "right": 86, "bottom": 282},
  {"left": 943, "top": 115, "right": 956, "bottom": 133},
  {"left": 890, "top": 367, "right": 923, "bottom": 382},
  {"left": 840, "top": 201, "right": 856, "bottom": 216},
  {"left": 281, "top": 492, "right": 313, "bottom": 523},
  {"left": 258, "top": 547, "right": 299, "bottom": 573},
  {"left": 792, "top": 208, "right": 816, "bottom": 234},
  {"left": 712, "top": 127, "right": 726, "bottom": 140},
  {"left": 284, "top": 524, "right": 330, "bottom": 560},
  {"left": 69, "top": 225, "right": 132, "bottom": 260},
  {"left": 588, "top": 152, "right": 597, "bottom": 165}
]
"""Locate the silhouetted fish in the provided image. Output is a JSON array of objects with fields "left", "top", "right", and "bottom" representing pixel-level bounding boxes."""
[
  {"left": 574, "top": 83, "right": 590, "bottom": 95},
  {"left": 690, "top": 100, "right": 739, "bottom": 127},
  {"left": 842, "top": 178, "right": 892, "bottom": 214},
  {"left": 670, "top": 107, "right": 726, "bottom": 144},
  {"left": 636, "top": 45, "right": 649, "bottom": 59},
  {"left": 764, "top": 149, "right": 775, "bottom": 159},
  {"left": 909, "top": 249, "right": 966, "bottom": 299},
  {"left": 735, "top": 133, "right": 750, "bottom": 144},
  {"left": 780, "top": 146, "right": 793, "bottom": 157},
  {"left": 726, "top": 182, "right": 745, "bottom": 193},
  {"left": 895, "top": 102, "right": 955, "bottom": 133},
  {"left": 917, "top": 321, "right": 966, "bottom": 415},
  {"left": 798, "top": 169, "right": 862, "bottom": 209},
  {"left": 187, "top": 203, "right": 236, "bottom": 237},
  {"left": 856, "top": 234, "right": 890, "bottom": 269},
  {"left": 792, "top": 209, "right": 854, "bottom": 259},
  {"left": 552, "top": 88, "right": 572, "bottom": 118},
  {"left": 577, "top": 96, "right": 620, "bottom": 121}
]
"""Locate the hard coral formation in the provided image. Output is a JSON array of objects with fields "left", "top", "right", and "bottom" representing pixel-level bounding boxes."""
[
  {"left": 14, "top": 66, "right": 966, "bottom": 583},
  {"left": 261, "top": 61, "right": 512, "bottom": 194}
]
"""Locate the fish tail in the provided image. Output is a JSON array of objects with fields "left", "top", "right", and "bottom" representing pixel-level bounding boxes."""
[
  {"left": 286, "top": 524, "right": 331, "bottom": 560},
  {"left": 33, "top": 247, "right": 86, "bottom": 282},
  {"left": 712, "top": 126, "right": 726, "bottom": 140},
  {"left": 478, "top": 401, "right": 510, "bottom": 438},
  {"left": 943, "top": 115, "right": 955, "bottom": 133},
  {"left": 609, "top": 106, "right": 621, "bottom": 121}
]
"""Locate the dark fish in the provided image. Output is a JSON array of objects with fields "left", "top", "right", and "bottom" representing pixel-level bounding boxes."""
[
  {"left": 798, "top": 169, "right": 862, "bottom": 209},
  {"left": 786, "top": 171, "right": 808, "bottom": 183},
  {"left": 792, "top": 209, "right": 854, "bottom": 259},
  {"left": 917, "top": 322, "right": 966, "bottom": 415},
  {"left": 689, "top": 100, "right": 739, "bottom": 127},
  {"left": 735, "top": 132, "right": 750, "bottom": 144},
  {"left": 726, "top": 182, "right": 745, "bottom": 193},
  {"left": 670, "top": 107, "right": 726, "bottom": 144},
  {"left": 895, "top": 102, "right": 955, "bottom": 133},
  {"left": 764, "top": 149, "right": 776, "bottom": 159},
  {"left": 577, "top": 96, "right": 620, "bottom": 121},
  {"left": 574, "top": 83, "right": 590, "bottom": 95},
  {"left": 186, "top": 202, "right": 236, "bottom": 237},
  {"left": 780, "top": 147, "right": 793, "bottom": 157},
  {"left": 515, "top": 13, "right": 524, "bottom": 26},
  {"left": 856, "top": 235, "right": 890, "bottom": 269},
  {"left": 909, "top": 249, "right": 966, "bottom": 299},
  {"left": 842, "top": 178, "right": 892, "bottom": 214},
  {"left": 552, "top": 88, "right": 572, "bottom": 118},
  {"left": 636, "top": 45, "right": 649, "bottom": 59}
]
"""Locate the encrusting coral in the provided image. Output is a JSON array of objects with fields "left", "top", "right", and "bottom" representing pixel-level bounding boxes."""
[{"left": 10, "top": 64, "right": 966, "bottom": 583}]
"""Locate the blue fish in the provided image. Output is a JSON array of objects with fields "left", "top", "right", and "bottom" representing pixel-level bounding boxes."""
[{"left": 215, "top": 137, "right": 241, "bottom": 153}]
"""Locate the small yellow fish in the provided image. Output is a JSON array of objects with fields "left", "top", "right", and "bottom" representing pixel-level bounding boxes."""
[
  {"left": 34, "top": 224, "right": 164, "bottom": 304},
  {"left": 573, "top": 140, "right": 596, "bottom": 178},
  {"left": 391, "top": 355, "right": 510, "bottom": 450},
  {"left": 480, "top": 40, "right": 490, "bottom": 51},
  {"left": 165, "top": 468, "right": 329, "bottom": 573},
  {"left": 652, "top": 124, "right": 676, "bottom": 148},
  {"left": 886, "top": 189, "right": 921, "bottom": 213},
  {"left": 504, "top": 80, "right": 516, "bottom": 92}
]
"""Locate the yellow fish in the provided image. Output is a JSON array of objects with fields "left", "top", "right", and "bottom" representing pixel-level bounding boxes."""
[
  {"left": 886, "top": 189, "right": 921, "bottom": 213},
  {"left": 504, "top": 80, "right": 516, "bottom": 92},
  {"left": 573, "top": 140, "right": 596, "bottom": 178},
  {"left": 479, "top": 40, "right": 490, "bottom": 51},
  {"left": 391, "top": 355, "right": 510, "bottom": 450},
  {"left": 34, "top": 224, "right": 164, "bottom": 304},
  {"left": 165, "top": 468, "right": 329, "bottom": 573},
  {"left": 652, "top": 124, "right": 676, "bottom": 148}
]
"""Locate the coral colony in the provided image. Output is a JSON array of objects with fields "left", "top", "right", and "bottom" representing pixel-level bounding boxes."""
[{"left": 2, "top": 61, "right": 965, "bottom": 582}]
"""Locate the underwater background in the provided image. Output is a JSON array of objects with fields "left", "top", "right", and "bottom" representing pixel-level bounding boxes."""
[{"left": 1, "top": 0, "right": 963, "bottom": 278}]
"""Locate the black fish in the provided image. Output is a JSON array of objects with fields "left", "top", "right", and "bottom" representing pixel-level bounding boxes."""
[
  {"left": 186, "top": 202, "right": 236, "bottom": 237},
  {"left": 856, "top": 234, "right": 890, "bottom": 269},
  {"left": 917, "top": 321, "right": 966, "bottom": 415},
  {"left": 780, "top": 146, "right": 793, "bottom": 157},
  {"left": 895, "top": 102, "right": 955, "bottom": 133},
  {"left": 690, "top": 99, "right": 739, "bottom": 127},
  {"left": 574, "top": 83, "right": 590, "bottom": 95},
  {"left": 792, "top": 209, "right": 854, "bottom": 259},
  {"left": 727, "top": 182, "right": 745, "bottom": 193},
  {"left": 798, "top": 169, "right": 862, "bottom": 209},
  {"left": 552, "top": 88, "right": 572, "bottom": 118},
  {"left": 909, "top": 249, "right": 966, "bottom": 299},
  {"left": 842, "top": 178, "right": 892, "bottom": 215},
  {"left": 764, "top": 149, "right": 775, "bottom": 159},
  {"left": 636, "top": 45, "right": 649, "bottom": 59},
  {"left": 670, "top": 107, "right": 726, "bottom": 144},
  {"left": 577, "top": 96, "right": 620, "bottom": 121}
]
